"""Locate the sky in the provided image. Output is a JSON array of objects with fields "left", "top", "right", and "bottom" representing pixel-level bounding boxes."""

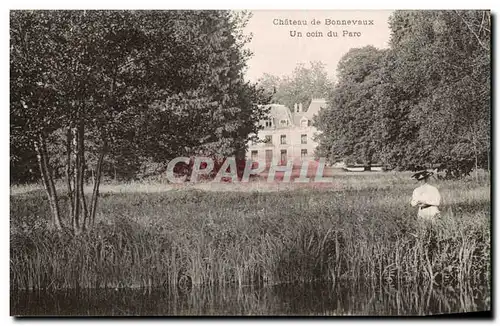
[{"left": 242, "top": 10, "right": 394, "bottom": 82}]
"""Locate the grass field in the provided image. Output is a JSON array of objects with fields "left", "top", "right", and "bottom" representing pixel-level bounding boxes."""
[{"left": 10, "top": 172, "right": 491, "bottom": 291}]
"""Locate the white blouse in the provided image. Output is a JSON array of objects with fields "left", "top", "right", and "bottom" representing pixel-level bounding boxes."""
[{"left": 411, "top": 184, "right": 441, "bottom": 219}]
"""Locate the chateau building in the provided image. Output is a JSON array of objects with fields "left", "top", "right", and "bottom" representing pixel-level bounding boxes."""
[{"left": 247, "top": 98, "right": 326, "bottom": 165}]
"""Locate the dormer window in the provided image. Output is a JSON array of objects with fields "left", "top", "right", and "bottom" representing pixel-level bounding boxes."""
[
  {"left": 265, "top": 120, "right": 272, "bottom": 128},
  {"left": 280, "top": 119, "right": 289, "bottom": 126}
]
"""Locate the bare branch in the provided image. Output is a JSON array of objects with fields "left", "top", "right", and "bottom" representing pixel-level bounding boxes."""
[{"left": 454, "top": 10, "right": 489, "bottom": 52}]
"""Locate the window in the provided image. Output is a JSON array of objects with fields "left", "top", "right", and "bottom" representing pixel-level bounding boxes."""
[
  {"left": 301, "top": 134, "right": 307, "bottom": 144},
  {"left": 264, "top": 135, "right": 272, "bottom": 144},
  {"left": 251, "top": 150, "right": 258, "bottom": 161},
  {"left": 280, "top": 135, "right": 286, "bottom": 145},
  {"left": 265, "top": 150, "right": 273, "bottom": 163},
  {"left": 301, "top": 119, "right": 308, "bottom": 127},
  {"left": 301, "top": 149, "right": 308, "bottom": 159},
  {"left": 280, "top": 150, "right": 287, "bottom": 164},
  {"left": 265, "top": 120, "right": 272, "bottom": 128},
  {"left": 280, "top": 119, "right": 289, "bottom": 126},
  {"left": 307, "top": 120, "right": 312, "bottom": 127}
]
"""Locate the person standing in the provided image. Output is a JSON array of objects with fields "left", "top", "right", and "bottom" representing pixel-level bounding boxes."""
[{"left": 410, "top": 170, "right": 441, "bottom": 220}]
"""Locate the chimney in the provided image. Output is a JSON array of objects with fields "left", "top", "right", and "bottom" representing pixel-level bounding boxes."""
[
  {"left": 294, "top": 103, "right": 298, "bottom": 112},
  {"left": 298, "top": 103, "right": 303, "bottom": 112}
]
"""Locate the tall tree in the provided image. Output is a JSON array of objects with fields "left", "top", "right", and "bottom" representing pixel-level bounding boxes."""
[
  {"left": 10, "top": 10, "right": 266, "bottom": 232},
  {"left": 315, "top": 10, "right": 490, "bottom": 177},
  {"left": 257, "top": 61, "right": 332, "bottom": 109},
  {"left": 315, "top": 46, "right": 387, "bottom": 170},
  {"left": 383, "top": 10, "right": 490, "bottom": 176}
]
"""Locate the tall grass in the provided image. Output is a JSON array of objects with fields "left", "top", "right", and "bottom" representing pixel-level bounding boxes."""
[{"left": 10, "top": 174, "right": 490, "bottom": 291}]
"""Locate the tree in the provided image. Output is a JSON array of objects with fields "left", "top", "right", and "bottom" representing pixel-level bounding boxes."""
[
  {"left": 131, "top": 11, "right": 269, "bottom": 169},
  {"left": 10, "top": 10, "right": 266, "bottom": 233},
  {"left": 316, "top": 11, "right": 490, "bottom": 178},
  {"left": 257, "top": 61, "right": 332, "bottom": 109},
  {"left": 314, "top": 46, "right": 387, "bottom": 170},
  {"left": 383, "top": 10, "right": 490, "bottom": 177}
]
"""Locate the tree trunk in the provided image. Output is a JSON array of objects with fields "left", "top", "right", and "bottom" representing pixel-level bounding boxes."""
[
  {"left": 488, "top": 148, "right": 490, "bottom": 172},
  {"left": 475, "top": 153, "right": 479, "bottom": 182},
  {"left": 364, "top": 152, "right": 373, "bottom": 171},
  {"left": 66, "top": 127, "right": 74, "bottom": 219},
  {"left": 364, "top": 158, "right": 372, "bottom": 171},
  {"left": 90, "top": 140, "right": 106, "bottom": 227},
  {"left": 72, "top": 127, "right": 81, "bottom": 235},
  {"left": 35, "top": 135, "right": 63, "bottom": 231},
  {"left": 469, "top": 126, "right": 480, "bottom": 182},
  {"left": 77, "top": 121, "right": 88, "bottom": 230}
]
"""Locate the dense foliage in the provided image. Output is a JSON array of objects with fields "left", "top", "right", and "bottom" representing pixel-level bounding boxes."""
[
  {"left": 315, "top": 10, "right": 490, "bottom": 176},
  {"left": 10, "top": 10, "right": 268, "bottom": 231},
  {"left": 314, "top": 46, "right": 387, "bottom": 169},
  {"left": 257, "top": 61, "right": 332, "bottom": 110}
]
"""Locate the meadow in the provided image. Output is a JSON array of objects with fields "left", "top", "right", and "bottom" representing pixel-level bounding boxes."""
[{"left": 10, "top": 172, "right": 491, "bottom": 292}]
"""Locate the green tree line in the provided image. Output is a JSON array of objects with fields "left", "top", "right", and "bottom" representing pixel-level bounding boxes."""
[{"left": 315, "top": 10, "right": 490, "bottom": 177}]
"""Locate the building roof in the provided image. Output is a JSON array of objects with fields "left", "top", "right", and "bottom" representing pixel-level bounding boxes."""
[
  {"left": 303, "top": 98, "right": 327, "bottom": 119},
  {"left": 291, "top": 115, "right": 302, "bottom": 126},
  {"left": 268, "top": 104, "right": 293, "bottom": 121},
  {"left": 260, "top": 99, "right": 326, "bottom": 128},
  {"left": 260, "top": 104, "right": 294, "bottom": 129}
]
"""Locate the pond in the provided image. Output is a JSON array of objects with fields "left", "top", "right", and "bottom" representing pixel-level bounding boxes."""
[{"left": 11, "top": 280, "right": 490, "bottom": 316}]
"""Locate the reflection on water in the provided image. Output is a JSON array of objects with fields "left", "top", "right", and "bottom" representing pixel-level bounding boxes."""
[{"left": 11, "top": 281, "right": 490, "bottom": 316}]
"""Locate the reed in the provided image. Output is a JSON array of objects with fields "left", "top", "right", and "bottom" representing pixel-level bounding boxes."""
[{"left": 10, "top": 173, "right": 490, "bottom": 291}]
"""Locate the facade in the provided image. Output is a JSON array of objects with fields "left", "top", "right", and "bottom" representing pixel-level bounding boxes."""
[{"left": 247, "top": 98, "right": 327, "bottom": 165}]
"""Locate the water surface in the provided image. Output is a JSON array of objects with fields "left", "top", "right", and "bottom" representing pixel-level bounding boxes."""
[{"left": 11, "top": 281, "right": 490, "bottom": 316}]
